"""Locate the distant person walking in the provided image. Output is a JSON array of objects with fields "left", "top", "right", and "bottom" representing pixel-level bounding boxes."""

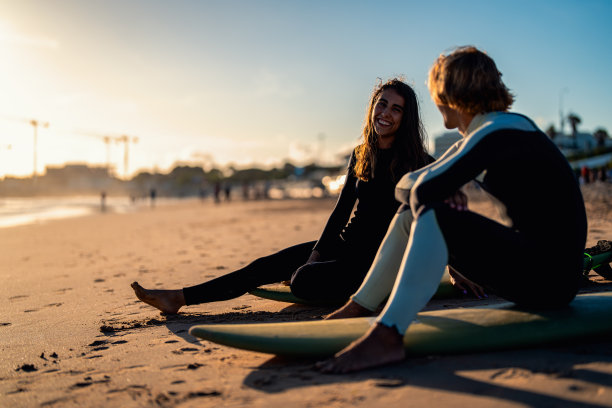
[
  {"left": 149, "top": 188, "right": 157, "bottom": 208},
  {"left": 100, "top": 191, "right": 107, "bottom": 212},
  {"left": 224, "top": 183, "right": 231, "bottom": 201},
  {"left": 131, "top": 78, "right": 433, "bottom": 313},
  {"left": 214, "top": 182, "right": 221, "bottom": 204}
]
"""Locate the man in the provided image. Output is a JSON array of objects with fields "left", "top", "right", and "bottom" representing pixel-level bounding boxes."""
[{"left": 317, "top": 46, "right": 587, "bottom": 373}]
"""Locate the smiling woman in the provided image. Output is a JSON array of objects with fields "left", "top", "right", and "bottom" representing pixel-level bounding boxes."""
[
  {"left": 372, "top": 89, "right": 404, "bottom": 147},
  {"left": 131, "top": 77, "right": 433, "bottom": 313}
]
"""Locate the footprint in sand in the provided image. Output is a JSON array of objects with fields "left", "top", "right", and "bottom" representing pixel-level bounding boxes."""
[
  {"left": 171, "top": 347, "right": 199, "bottom": 355},
  {"left": 55, "top": 288, "right": 73, "bottom": 294},
  {"left": 6, "top": 387, "right": 28, "bottom": 394},
  {"left": 375, "top": 379, "right": 405, "bottom": 388},
  {"left": 186, "top": 390, "right": 222, "bottom": 398},
  {"left": 15, "top": 364, "right": 37, "bottom": 372},
  {"left": 9, "top": 295, "right": 28, "bottom": 301},
  {"left": 490, "top": 367, "right": 532, "bottom": 381}
]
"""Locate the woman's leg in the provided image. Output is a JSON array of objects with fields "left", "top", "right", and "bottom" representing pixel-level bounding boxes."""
[
  {"left": 182, "top": 241, "right": 316, "bottom": 304},
  {"left": 132, "top": 241, "right": 315, "bottom": 312},
  {"left": 289, "top": 231, "right": 395, "bottom": 302},
  {"left": 290, "top": 258, "right": 366, "bottom": 301}
]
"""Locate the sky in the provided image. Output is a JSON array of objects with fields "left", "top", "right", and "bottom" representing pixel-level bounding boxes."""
[{"left": 0, "top": 0, "right": 611, "bottom": 178}]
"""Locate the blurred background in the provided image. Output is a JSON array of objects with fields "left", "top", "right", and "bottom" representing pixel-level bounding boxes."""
[{"left": 0, "top": 0, "right": 611, "bottom": 225}]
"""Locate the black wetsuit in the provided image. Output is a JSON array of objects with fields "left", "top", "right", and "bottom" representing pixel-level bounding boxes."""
[
  {"left": 182, "top": 147, "right": 429, "bottom": 304},
  {"left": 396, "top": 112, "right": 587, "bottom": 307}
]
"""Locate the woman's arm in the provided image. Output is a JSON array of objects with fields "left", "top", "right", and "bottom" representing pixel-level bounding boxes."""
[{"left": 311, "top": 151, "right": 358, "bottom": 258}]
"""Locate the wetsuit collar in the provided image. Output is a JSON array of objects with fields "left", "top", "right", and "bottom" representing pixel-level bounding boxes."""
[{"left": 465, "top": 112, "right": 501, "bottom": 137}]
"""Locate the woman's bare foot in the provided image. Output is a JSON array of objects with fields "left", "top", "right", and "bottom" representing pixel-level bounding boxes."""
[
  {"left": 324, "top": 300, "right": 373, "bottom": 320},
  {"left": 131, "top": 282, "right": 186, "bottom": 314},
  {"left": 315, "top": 323, "right": 405, "bottom": 373}
]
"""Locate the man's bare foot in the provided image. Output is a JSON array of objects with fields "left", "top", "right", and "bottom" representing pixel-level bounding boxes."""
[
  {"left": 315, "top": 323, "right": 405, "bottom": 373},
  {"left": 324, "top": 300, "right": 373, "bottom": 320},
  {"left": 131, "top": 282, "right": 186, "bottom": 314}
]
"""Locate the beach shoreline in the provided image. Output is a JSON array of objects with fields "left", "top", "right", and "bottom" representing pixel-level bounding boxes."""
[{"left": 2, "top": 187, "right": 612, "bottom": 407}]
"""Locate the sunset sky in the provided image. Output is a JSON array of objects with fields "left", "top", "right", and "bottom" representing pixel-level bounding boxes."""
[{"left": 1, "top": 0, "right": 610, "bottom": 178}]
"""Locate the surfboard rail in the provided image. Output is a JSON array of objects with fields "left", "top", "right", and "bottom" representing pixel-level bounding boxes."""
[{"left": 190, "top": 292, "right": 612, "bottom": 357}]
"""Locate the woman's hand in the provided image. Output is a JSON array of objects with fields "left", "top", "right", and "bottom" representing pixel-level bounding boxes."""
[
  {"left": 445, "top": 189, "right": 468, "bottom": 211},
  {"left": 306, "top": 249, "right": 322, "bottom": 264},
  {"left": 448, "top": 266, "right": 487, "bottom": 299}
]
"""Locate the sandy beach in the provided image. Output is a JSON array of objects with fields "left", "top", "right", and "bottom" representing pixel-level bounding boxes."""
[{"left": 2, "top": 184, "right": 612, "bottom": 408}]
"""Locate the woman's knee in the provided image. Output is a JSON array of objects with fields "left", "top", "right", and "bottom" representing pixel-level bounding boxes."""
[
  {"left": 289, "top": 264, "right": 318, "bottom": 300},
  {"left": 290, "top": 262, "right": 359, "bottom": 301}
]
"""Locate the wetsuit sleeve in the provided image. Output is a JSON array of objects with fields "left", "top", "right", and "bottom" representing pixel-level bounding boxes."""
[
  {"left": 312, "top": 150, "right": 358, "bottom": 256},
  {"left": 395, "top": 139, "right": 463, "bottom": 203},
  {"left": 409, "top": 116, "right": 542, "bottom": 210}
]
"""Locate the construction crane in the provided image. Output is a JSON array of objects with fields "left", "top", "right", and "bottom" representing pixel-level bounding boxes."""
[
  {"left": 30, "top": 119, "right": 49, "bottom": 180},
  {"left": 115, "top": 135, "right": 139, "bottom": 178},
  {"left": 75, "top": 131, "right": 138, "bottom": 178}
]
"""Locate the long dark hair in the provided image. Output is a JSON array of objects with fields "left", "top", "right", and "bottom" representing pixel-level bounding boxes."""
[{"left": 354, "top": 78, "right": 428, "bottom": 182}]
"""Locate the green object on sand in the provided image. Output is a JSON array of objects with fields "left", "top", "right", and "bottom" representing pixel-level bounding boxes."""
[
  {"left": 248, "top": 270, "right": 459, "bottom": 306},
  {"left": 189, "top": 292, "right": 612, "bottom": 357},
  {"left": 584, "top": 240, "right": 612, "bottom": 279}
]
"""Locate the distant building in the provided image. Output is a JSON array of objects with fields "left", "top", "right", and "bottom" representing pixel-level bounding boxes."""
[
  {"left": 43, "top": 164, "right": 112, "bottom": 190},
  {"left": 551, "top": 132, "right": 612, "bottom": 153},
  {"left": 433, "top": 131, "right": 462, "bottom": 158}
]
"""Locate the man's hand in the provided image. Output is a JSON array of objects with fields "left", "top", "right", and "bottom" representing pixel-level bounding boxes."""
[
  {"left": 448, "top": 266, "right": 487, "bottom": 299},
  {"left": 444, "top": 190, "right": 468, "bottom": 211}
]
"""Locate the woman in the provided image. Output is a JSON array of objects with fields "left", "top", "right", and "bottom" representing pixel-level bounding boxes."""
[
  {"left": 317, "top": 46, "right": 587, "bottom": 373},
  {"left": 131, "top": 78, "right": 432, "bottom": 314}
]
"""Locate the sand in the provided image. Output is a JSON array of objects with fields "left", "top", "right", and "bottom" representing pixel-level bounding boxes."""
[{"left": 1, "top": 184, "right": 612, "bottom": 408}]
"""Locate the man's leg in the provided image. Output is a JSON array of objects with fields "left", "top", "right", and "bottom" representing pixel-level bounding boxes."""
[{"left": 350, "top": 210, "right": 415, "bottom": 311}]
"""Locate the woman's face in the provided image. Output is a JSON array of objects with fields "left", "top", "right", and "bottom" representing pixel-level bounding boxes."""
[{"left": 372, "top": 88, "right": 405, "bottom": 139}]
